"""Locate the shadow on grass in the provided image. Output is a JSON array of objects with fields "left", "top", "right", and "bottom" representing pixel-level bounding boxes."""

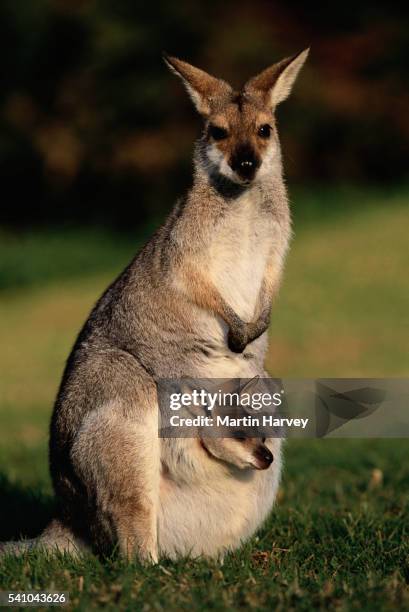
[{"left": 0, "top": 474, "right": 55, "bottom": 541}]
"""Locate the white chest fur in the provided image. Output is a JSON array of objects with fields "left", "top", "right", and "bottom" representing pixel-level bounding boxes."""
[{"left": 206, "top": 193, "right": 276, "bottom": 321}]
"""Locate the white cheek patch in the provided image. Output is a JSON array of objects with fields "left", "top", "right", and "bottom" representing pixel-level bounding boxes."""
[
  {"left": 219, "top": 158, "right": 236, "bottom": 181},
  {"left": 206, "top": 144, "right": 223, "bottom": 165},
  {"left": 205, "top": 144, "right": 238, "bottom": 182}
]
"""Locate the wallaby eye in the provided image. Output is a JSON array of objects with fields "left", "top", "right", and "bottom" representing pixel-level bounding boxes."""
[
  {"left": 232, "top": 430, "right": 247, "bottom": 442},
  {"left": 258, "top": 124, "right": 271, "bottom": 139},
  {"left": 209, "top": 125, "right": 228, "bottom": 141}
]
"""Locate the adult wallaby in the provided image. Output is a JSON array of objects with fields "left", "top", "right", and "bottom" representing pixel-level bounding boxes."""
[{"left": 1, "top": 49, "right": 308, "bottom": 562}]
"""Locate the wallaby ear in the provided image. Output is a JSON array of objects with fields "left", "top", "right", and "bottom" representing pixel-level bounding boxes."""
[
  {"left": 163, "top": 54, "right": 232, "bottom": 116},
  {"left": 245, "top": 48, "right": 309, "bottom": 107}
]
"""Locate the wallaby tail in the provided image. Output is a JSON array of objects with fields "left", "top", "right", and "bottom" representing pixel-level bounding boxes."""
[{"left": 0, "top": 519, "right": 87, "bottom": 558}]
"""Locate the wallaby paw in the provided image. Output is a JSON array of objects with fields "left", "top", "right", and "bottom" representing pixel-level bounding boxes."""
[
  {"left": 246, "top": 319, "right": 269, "bottom": 344},
  {"left": 227, "top": 328, "right": 248, "bottom": 353}
]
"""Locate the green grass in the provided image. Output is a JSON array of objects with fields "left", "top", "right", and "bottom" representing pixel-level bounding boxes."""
[
  {"left": 0, "top": 186, "right": 408, "bottom": 610},
  {"left": 0, "top": 441, "right": 408, "bottom": 610},
  {"left": 0, "top": 227, "right": 140, "bottom": 292}
]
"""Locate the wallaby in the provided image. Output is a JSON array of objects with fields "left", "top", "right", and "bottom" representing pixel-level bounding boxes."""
[{"left": 1, "top": 49, "right": 308, "bottom": 562}]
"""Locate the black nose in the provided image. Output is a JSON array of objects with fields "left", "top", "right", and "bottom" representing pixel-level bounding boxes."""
[
  {"left": 230, "top": 145, "right": 260, "bottom": 181},
  {"left": 254, "top": 445, "right": 274, "bottom": 469}
]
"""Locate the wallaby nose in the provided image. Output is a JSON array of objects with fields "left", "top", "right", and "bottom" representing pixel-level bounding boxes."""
[
  {"left": 253, "top": 445, "right": 274, "bottom": 470},
  {"left": 230, "top": 145, "right": 260, "bottom": 182},
  {"left": 240, "top": 159, "right": 254, "bottom": 173}
]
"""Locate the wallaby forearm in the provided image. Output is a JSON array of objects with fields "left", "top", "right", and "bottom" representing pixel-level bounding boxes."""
[
  {"left": 180, "top": 262, "right": 248, "bottom": 348},
  {"left": 179, "top": 260, "right": 281, "bottom": 353},
  {"left": 245, "top": 258, "right": 283, "bottom": 344}
]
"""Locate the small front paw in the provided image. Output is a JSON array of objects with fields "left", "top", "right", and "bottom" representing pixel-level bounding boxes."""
[
  {"left": 228, "top": 328, "right": 248, "bottom": 353},
  {"left": 247, "top": 318, "right": 270, "bottom": 344}
]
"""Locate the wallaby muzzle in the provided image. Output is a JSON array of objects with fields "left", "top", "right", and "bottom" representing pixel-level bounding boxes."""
[
  {"left": 253, "top": 444, "right": 274, "bottom": 470},
  {"left": 230, "top": 144, "right": 261, "bottom": 182}
]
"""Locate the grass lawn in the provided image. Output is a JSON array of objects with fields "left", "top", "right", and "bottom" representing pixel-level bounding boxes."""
[{"left": 0, "top": 187, "right": 408, "bottom": 610}]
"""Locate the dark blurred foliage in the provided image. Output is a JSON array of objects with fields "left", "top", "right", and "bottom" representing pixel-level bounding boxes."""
[{"left": 0, "top": 0, "right": 408, "bottom": 230}]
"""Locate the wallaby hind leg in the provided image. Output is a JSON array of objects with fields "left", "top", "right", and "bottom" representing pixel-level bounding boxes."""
[{"left": 70, "top": 357, "right": 160, "bottom": 563}]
